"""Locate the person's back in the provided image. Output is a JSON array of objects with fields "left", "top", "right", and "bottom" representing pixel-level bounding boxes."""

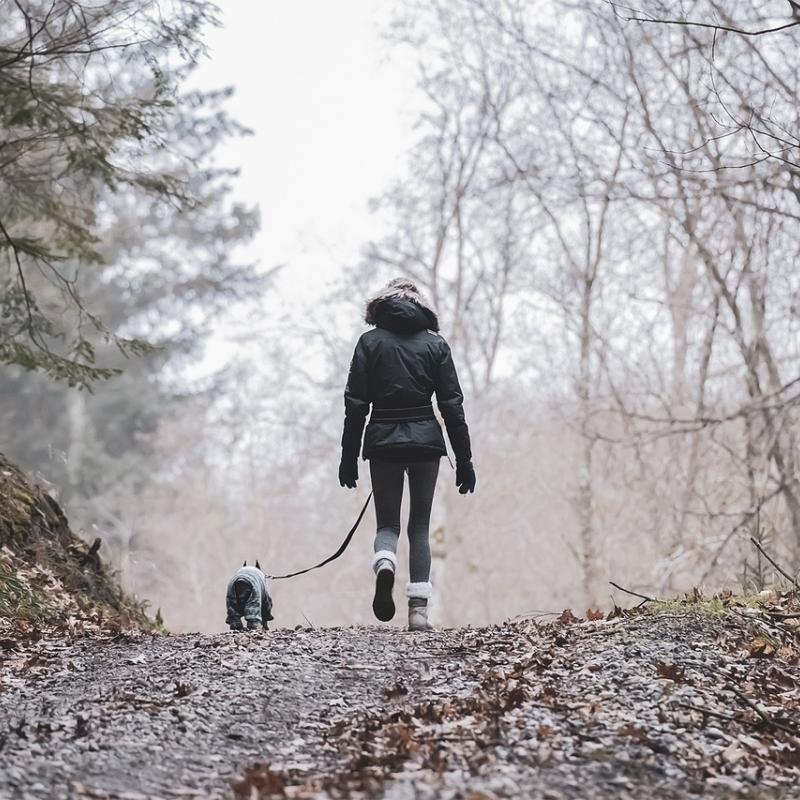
[
  {"left": 361, "top": 324, "right": 439, "bottom": 410},
  {"left": 339, "top": 278, "right": 476, "bottom": 631}
]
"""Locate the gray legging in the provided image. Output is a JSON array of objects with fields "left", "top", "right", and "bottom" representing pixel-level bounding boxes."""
[{"left": 370, "top": 458, "right": 440, "bottom": 583}]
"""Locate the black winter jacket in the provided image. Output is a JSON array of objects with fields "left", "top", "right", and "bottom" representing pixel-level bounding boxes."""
[{"left": 341, "top": 288, "right": 472, "bottom": 464}]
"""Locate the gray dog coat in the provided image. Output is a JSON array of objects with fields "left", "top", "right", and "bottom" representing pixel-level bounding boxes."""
[{"left": 225, "top": 566, "right": 273, "bottom": 630}]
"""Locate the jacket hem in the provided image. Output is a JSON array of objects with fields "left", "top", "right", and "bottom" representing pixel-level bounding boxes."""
[{"left": 363, "top": 444, "right": 446, "bottom": 463}]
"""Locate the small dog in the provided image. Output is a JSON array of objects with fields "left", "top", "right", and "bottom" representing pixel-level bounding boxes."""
[{"left": 225, "top": 560, "right": 273, "bottom": 631}]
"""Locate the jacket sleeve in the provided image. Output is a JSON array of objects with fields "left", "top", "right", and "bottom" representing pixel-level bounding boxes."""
[
  {"left": 434, "top": 339, "right": 472, "bottom": 463},
  {"left": 341, "top": 336, "right": 370, "bottom": 461}
]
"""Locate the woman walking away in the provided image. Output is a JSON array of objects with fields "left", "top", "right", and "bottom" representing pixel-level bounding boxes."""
[{"left": 339, "top": 277, "right": 476, "bottom": 631}]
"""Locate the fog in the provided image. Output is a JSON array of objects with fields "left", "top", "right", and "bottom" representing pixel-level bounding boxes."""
[
  {"left": 190, "top": 2, "right": 420, "bottom": 307},
  {"left": 2, "top": 0, "right": 799, "bottom": 632}
]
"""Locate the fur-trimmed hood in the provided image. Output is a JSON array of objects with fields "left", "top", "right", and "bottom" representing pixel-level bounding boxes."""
[{"left": 364, "top": 279, "right": 440, "bottom": 333}]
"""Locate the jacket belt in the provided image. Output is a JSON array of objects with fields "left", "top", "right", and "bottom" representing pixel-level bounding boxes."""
[{"left": 370, "top": 404, "right": 436, "bottom": 423}]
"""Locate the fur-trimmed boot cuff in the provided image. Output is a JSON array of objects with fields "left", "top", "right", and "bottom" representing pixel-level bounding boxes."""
[
  {"left": 406, "top": 581, "right": 433, "bottom": 600},
  {"left": 372, "top": 550, "right": 397, "bottom": 574}
]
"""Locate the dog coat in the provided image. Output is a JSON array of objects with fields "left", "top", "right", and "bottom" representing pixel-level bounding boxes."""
[{"left": 225, "top": 566, "right": 273, "bottom": 629}]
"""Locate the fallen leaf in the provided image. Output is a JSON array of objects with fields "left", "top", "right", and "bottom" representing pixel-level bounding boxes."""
[
  {"left": 618, "top": 722, "right": 648, "bottom": 742},
  {"left": 747, "top": 637, "right": 777, "bottom": 658},
  {"left": 722, "top": 743, "right": 746, "bottom": 764},
  {"left": 656, "top": 661, "right": 686, "bottom": 683},
  {"left": 231, "top": 764, "right": 286, "bottom": 798},
  {"left": 557, "top": 609, "right": 580, "bottom": 626}
]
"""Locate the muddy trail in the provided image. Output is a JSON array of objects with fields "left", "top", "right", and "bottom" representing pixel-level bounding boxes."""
[{"left": 2, "top": 610, "right": 800, "bottom": 800}]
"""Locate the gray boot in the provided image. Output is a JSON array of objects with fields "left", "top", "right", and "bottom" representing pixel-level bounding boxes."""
[
  {"left": 407, "top": 582, "right": 433, "bottom": 631},
  {"left": 408, "top": 599, "right": 433, "bottom": 631}
]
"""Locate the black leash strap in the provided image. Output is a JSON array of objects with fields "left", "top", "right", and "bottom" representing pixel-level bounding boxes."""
[{"left": 267, "top": 491, "right": 373, "bottom": 580}]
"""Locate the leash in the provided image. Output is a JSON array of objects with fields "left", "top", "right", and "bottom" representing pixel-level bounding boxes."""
[{"left": 266, "top": 491, "right": 373, "bottom": 580}]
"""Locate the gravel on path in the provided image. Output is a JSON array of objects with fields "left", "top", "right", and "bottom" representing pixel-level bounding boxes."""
[{"left": 1, "top": 611, "right": 799, "bottom": 799}]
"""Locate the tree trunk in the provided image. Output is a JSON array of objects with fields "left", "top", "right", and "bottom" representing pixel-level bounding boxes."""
[
  {"left": 66, "top": 389, "right": 88, "bottom": 501},
  {"left": 577, "top": 276, "right": 596, "bottom": 604}
]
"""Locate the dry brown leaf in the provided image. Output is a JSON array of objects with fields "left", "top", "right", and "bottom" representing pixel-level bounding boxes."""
[
  {"left": 557, "top": 608, "right": 580, "bottom": 626},
  {"left": 747, "top": 637, "right": 777, "bottom": 658},
  {"left": 617, "top": 722, "right": 648, "bottom": 742},
  {"left": 656, "top": 661, "right": 686, "bottom": 683},
  {"left": 537, "top": 723, "right": 555, "bottom": 739},
  {"left": 607, "top": 604, "right": 624, "bottom": 620},
  {"left": 231, "top": 763, "right": 286, "bottom": 798}
]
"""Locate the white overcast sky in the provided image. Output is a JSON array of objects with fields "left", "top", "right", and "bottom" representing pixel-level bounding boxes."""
[{"left": 191, "top": 1, "right": 419, "bottom": 302}]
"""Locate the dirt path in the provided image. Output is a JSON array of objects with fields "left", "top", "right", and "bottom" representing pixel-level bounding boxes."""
[{"left": 1, "top": 613, "right": 799, "bottom": 799}]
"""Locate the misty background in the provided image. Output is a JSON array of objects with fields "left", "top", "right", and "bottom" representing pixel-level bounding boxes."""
[{"left": 2, "top": 0, "right": 799, "bottom": 631}]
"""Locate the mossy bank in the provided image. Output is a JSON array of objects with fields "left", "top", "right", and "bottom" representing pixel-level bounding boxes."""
[{"left": 0, "top": 451, "right": 157, "bottom": 635}]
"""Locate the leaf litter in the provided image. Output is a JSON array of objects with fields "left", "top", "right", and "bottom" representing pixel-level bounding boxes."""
[{"left": 1, "top": 591, "right": 799, "bottom": 798}]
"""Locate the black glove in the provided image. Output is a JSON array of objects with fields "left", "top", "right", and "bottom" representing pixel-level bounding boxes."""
[
  {"left": 339, "top": 457, "right": 358, "bottom": 489},
  {"left": 455, "top": 461, "right": 476, "bottom": 494}
]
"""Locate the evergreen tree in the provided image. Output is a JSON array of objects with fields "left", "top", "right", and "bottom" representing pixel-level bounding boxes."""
[
  {"left": 0, "top": 2, "right": 262, "bottom": 534},
  {"left": 0, "top": 0, "right": 230, "bottom": 386}
]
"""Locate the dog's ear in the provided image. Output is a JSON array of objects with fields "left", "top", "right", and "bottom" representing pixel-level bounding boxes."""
[
  {"left": 255, "top": 560, "right": 261, "bottom": 570},
  {"left": 243, "top": 560, "right": 247, "bottom": 567}
]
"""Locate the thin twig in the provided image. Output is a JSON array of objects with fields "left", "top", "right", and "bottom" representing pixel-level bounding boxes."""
[
  {"left": 609, "top": 581, "right": 654, "bottom": 604},
  {"left": 607, "top": 2, "right": 800, "bottom": 36},
  {"left": 749, "top": 537, "right": 800, "bottom": 590},
  {"left": 724, "top": 683, "right": 800, "bottom": 737},
  {"left": 676, "top": 702, "right": 742, "bottom": 724},
  {"left": 0, "top": 215, "right": 36, "bottom": 338},
  {"left": 301, "top": 613, "right": 315, "bottom": 629}
]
